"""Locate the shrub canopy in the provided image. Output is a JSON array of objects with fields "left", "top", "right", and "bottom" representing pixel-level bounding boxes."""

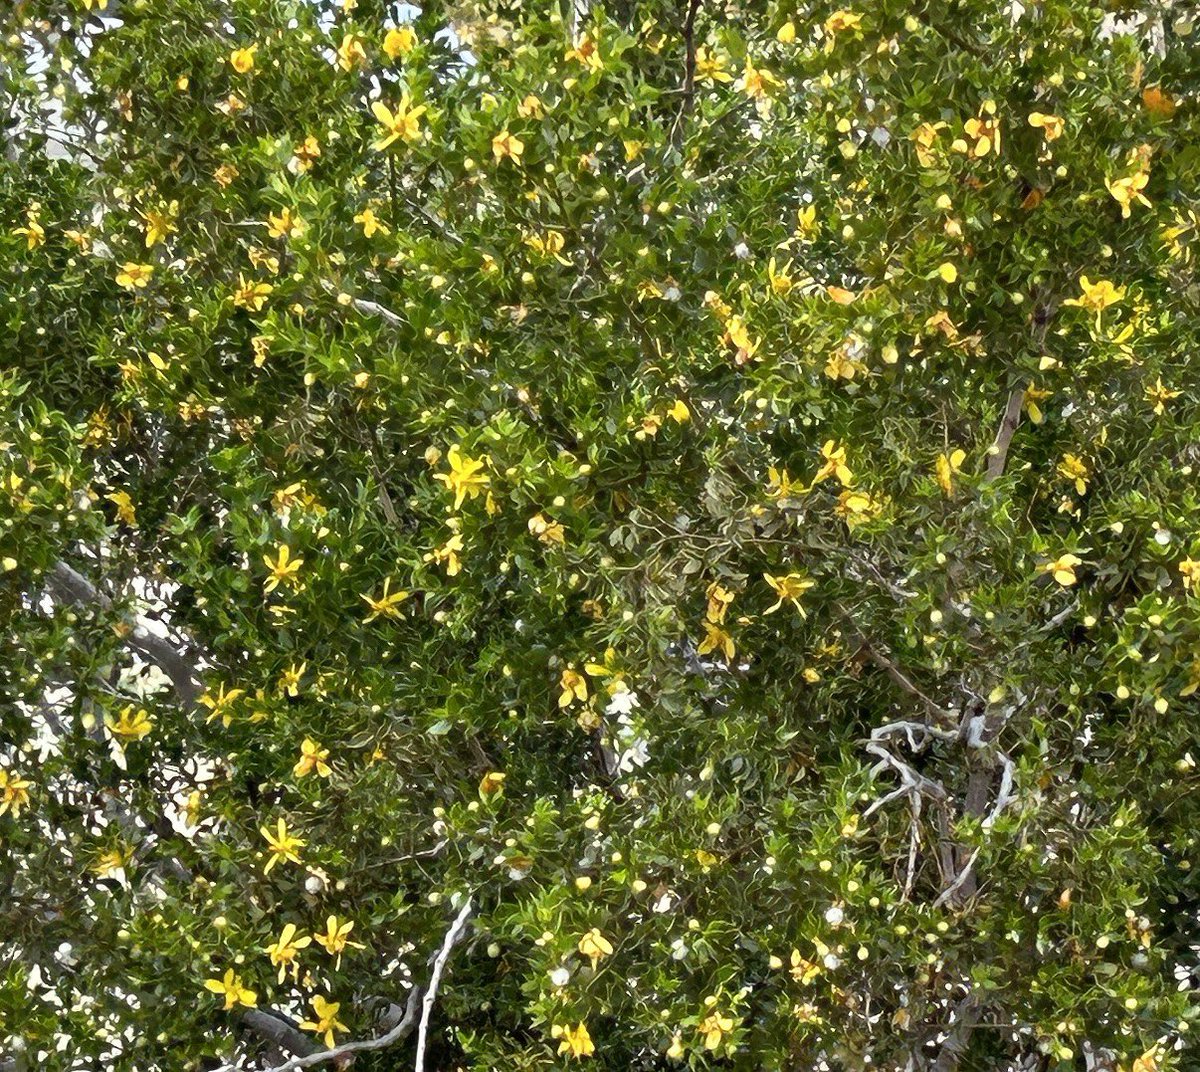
[{"left": 3, "top": 0, "right": 1200, "bottom": 1070}]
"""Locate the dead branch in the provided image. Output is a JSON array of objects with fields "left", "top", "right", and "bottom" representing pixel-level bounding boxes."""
[{"left": 414, "top": 896, "right": 476, "bottom": 1072}]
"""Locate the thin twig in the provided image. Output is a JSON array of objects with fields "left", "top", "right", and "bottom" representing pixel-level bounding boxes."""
[{"left": 835, "top": 603, "right": 957, "bottom": 724}]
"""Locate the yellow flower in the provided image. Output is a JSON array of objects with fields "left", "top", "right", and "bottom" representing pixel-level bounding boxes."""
[
  {"left": 214, "top": 163, "right": 240, "bottom": 187},
  {"left": 199, "top": 683, "right": 245, "bottom": 726},
  {"left": 738, "top": 56, "right": 781, "bottom": 101},
  {"left": 565, "top": 33, "right": 603, "bottom": 71},
  {"left": 262, "top": 544, "right": 303, "bottom": 594},
  {"left": 336, "top": 32, "right": 367, "bottom": 71},
  {"left": 353, "top": 207, "right": 390, "bottom": 237},
  {"left": 695, "top": 46, "right": 732, "bottom": 83},
  {"left": 13, "top": 206, "right": 46, "bottom": 250},
  {"left": 372, "top": 94, "right": 428, "bottom": 150},
  {"left": 479, "top": 771, "right": 506, "bottom": 795},
  {"left": 492, "top": 129, "right": 524, "bottom": 163},
  {"left": 763, "top": 573, "right": 815, "bottom": 616},
  {"left": 116, "top": 262, "right": 155, "bottom": 290},
  {"left": 299, "top": 995, "right": 348, "bottom": 1049},
  {"left": 105, "top": 489, "right": 137, "bottom": 526},
  {"left": 204, "top": 968, "right": 257, "bottom": 1010},
  {"left": 836, "top": 488, "right": 882, "bottom": 528},
  {"left": 559, "top": 667, "right": 589, "bottom": 708},
  {"left": 229, "top": 45, "right": 258, "bottom": 73},
  {"left": 266, "top": 206, "right": 305, "bottom": 239},
  {"left": 1106, "top": 151, "right": 1152, "bottom": 218},
  {"left": 1062, "top": 275, "right": 1125, "bottom": 330},
  {"left": 265, "top": 923, "right": 312, "bottom": 983},
  {"left": 824, "top": 347, "right": 862, "bottom": 381},
  {"left": 524, "top": 229, "right": 570, "bottom": 263},
  {"left": 426, "top": 532, "right": 464, "bottom": 576},
  {"left": 667, "top": 399, "right": 691, "bottom": 423},
  {"left": 666, "top": 1033, "right": 685, "bottom": 1059},
  {"left": 698, "top": 621, "right": 735, "bottom": 663},
  {"left": 252, "top": 335, "right": 273, "bottom": 367},
  {"left": 825, "top": 10, "right": 863, "bottom": 33},
  {"left": 260, "top": 818, "right": 305, "bottom": 873},
  {"left": 105, "top": 704, "right": 153, "bottom": 742},
  {"left": 313, "top": 915, "right": 364, "bottom": 966},
  {"left": 698, "top": 1009, "right": 735, "bottom": 1050},
  {"left": 935, "top": 449, "right": 966, "bottom": 496},
  {"left": 951, "top": 101, "right": 1001, "bottom": 157},
  {"left": 140, "top": 200, "right": 178, "bottom": 247},
  {"left": 767, "top": 466, "right": 795, "bottom": 501},
  {"left": 362, "top": 576, "right": 410, "bottom": 622},
  {"left": 790, "top": 947, "right": 822, "bottom": 984},
  {"left": 556, "top": 1022, "right": 595, "bottom": 1059},
  {"left": 1041, "top": 553, "right": 1082, "bottom": 587},
  {"left": 767, "top": 256, "right": 794, "bottom": 296},
  {"left": 1024, "top": 384, "right": 1051, "bottom": 424},
  {"left": 724, "top": 315, "right": 759, "bottom": 364},
  {"left": 383, "top": 26, "right": 417, "bottom": 60},
  {"left": 0, "top": 769, "right": 33, "bottom": 819},
  {"left": 911, "top": 121, "right": 947, "bottom": 166},
  {"left": 577, "top": 928, "right": 613, "bottom": 967},
  {"left": 1179, "top": 558, "right": 1200, "bottom": 595},
  {"left": 528, "top": 513, "right": 566, "bottom": 544},
  {"left": 233, "top": 275, "right": 273, "bottom": 312},
  {"left": 518, "top": 94, "right": 545, "bottom": 118},
  {"left": 705, "top": 581, "right": 736, "bottom": 624},
  {"left": 435, "top": 445, "right": 490, "bottom": 509},
  {"left": 293, "top": 738, "right": 331, "bottom": 779},
  {"left": 91, "top": 846, "right": 130, "bottom": 879},
  {"left": 277, "top": 661, "right": 306, "bottom": 698},
  {"left": 811, "top": 439, "right": 854, "bottom": 488},
  {"left": 1145, "top": 377, "right": 1180, "bottom": 415},
  {"left": 290, "top": 135, "right": 321, "bottom": 172},
  {"left": 1027, "top": 112, "right": 1064, "bottom": 141},
  {"left": 1057, "top": 453, "right": 1089, "bottom": 496}
]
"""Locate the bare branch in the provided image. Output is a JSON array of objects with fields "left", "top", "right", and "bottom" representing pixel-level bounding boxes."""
[
  {"left": 414, "top": 896, "right": 475, "bottom": 1072},
  {"left": 983, "top": 386, "right": 1024, "bottom": 483},
  {"left": 834, "top": 603, "right": 957, "bottom": 724},
  {"left": 45, "top": 561, "right": 204, "bottom": 709},
  {"left": 863, "top": 743, "right": 948, "bottom": 816},
  {"left": 240, "top": 1009, "right": 323, "bottom": 1061}
]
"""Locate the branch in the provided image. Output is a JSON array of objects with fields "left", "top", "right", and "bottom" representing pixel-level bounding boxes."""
[
  {"left": 240, "top": 1009, "right": 323, "bottom": 1061},
  {"left": 835, "top": 604, "right": 957, "bottom": 724},
  {"left": 930, "top": 994, "right": 982, "bottom": 1072},
  {"left": 414, "top": 896, "right": 475, "bottom": 1072},
  {"left": 983, "top": 387, "right": 1024, "bottom": 483},
  {"left": 863, "top": 743, "right": 948, "bottom": 815},
  {"left": 45, "top": 561, "right": 204, "bottom": 709},
  {"left": 680, "top": 0, "right": 702, "bottom": 117}
]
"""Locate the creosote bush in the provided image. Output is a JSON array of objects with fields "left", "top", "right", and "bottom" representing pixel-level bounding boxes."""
[{"left": 3, "top": 0, "right": 1200, "bottom": 1070}]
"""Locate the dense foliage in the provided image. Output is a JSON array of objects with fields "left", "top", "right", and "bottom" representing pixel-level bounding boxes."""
[{"left": 3, "top": 0, "right": 1200, "bottom": 1069}]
